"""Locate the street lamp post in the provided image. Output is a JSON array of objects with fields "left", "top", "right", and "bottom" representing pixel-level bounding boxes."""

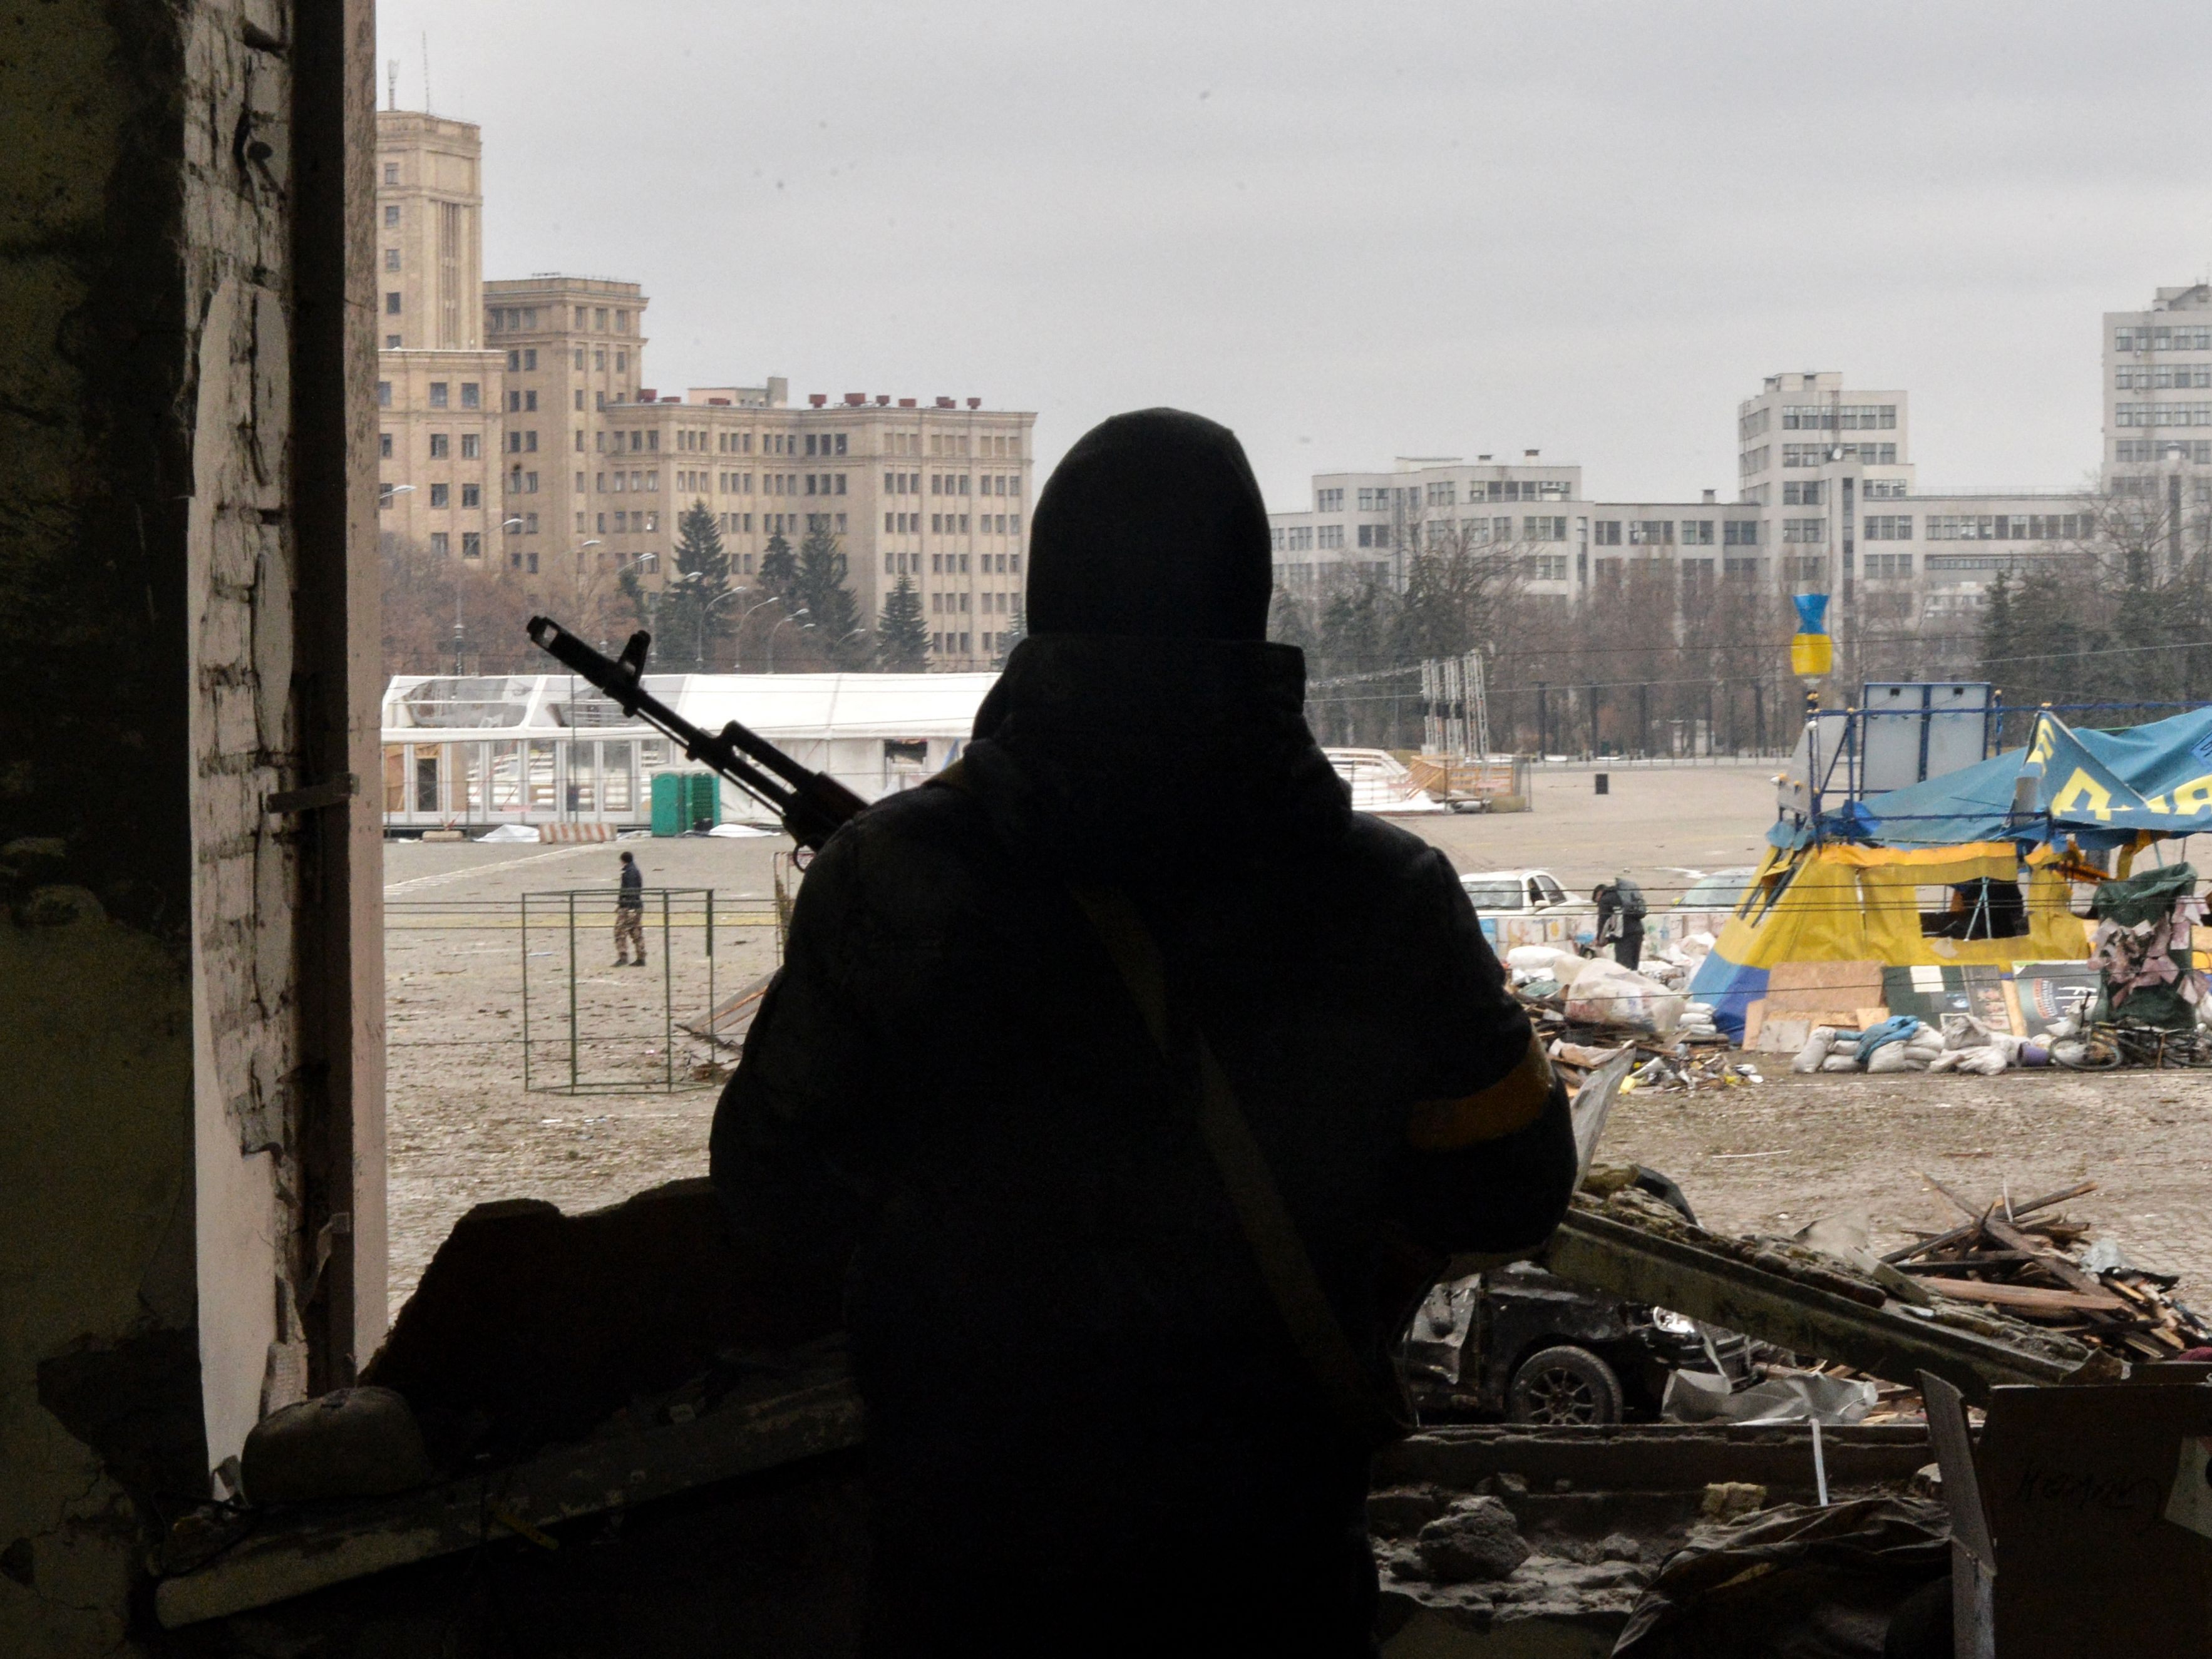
[
  {"left": 766, "top": 609, "right": 811, "bottom": 673},
  {"left": 731, "top": 594, "right": 786, "bottom": 671}
]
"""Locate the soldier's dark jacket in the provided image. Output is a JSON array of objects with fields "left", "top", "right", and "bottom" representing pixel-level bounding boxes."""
[{"left": 712, "top": 630, "right": 1575, "bottom": 1656}]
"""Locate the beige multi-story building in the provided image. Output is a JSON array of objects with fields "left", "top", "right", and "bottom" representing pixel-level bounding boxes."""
[
  {"left": 374, "top": 111, "right": 504, "bottom": 562},
  {"left": 376, "top": 106, "right": 1035, "bottom": 668},
  {"left": 590, "top": 391, "right": 1034, "bottom": 668}
]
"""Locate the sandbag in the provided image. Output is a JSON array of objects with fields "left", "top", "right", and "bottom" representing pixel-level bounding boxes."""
[
  {"left": 1940, "top": 1013, "right": 1990, "bottom": 1051},
  {"left": 1565, "top": 958, "right": 1687, "bottom": 1036},
  {"left": 1865, "top": 1044, "right": 1924, "bottom": 1074},
  {"left": 1793, "top": 1027, "right": 1838, "bottom": 1074},
  {"left": 1506, "top": 944, "right": 1571, "bottom": 975},
  {"left": 1819, "top": 1054, "right": 1861, "bottom": 1072}
]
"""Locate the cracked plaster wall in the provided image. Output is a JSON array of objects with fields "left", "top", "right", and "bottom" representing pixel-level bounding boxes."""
[{"left": 0, "top": 0, "right": 332, "bottom": 1650}]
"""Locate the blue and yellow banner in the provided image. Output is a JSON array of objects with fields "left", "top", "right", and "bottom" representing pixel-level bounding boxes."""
[{"left": 1789, "top": 592, "right": 1831, "bottom": 679}]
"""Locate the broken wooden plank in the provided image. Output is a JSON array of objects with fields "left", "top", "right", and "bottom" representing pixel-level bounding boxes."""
[
  {"left": 1980, "top": 1216, "right": 2111, "bottom": 1300},
  {"left": 1921, "top": 1280, "right": 2128, "bottom": 1315},
  {"left": 1881, "top": 1181, "right": 2097, "bottom": 1265},
  {"left": 1540, "top": 1208, "right": 2100, "bottom": 1402}
]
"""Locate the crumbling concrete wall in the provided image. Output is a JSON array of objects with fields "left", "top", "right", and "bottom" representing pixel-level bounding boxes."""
[{"left": 0, "top": 1, "right": 376, "bottom": 1650}]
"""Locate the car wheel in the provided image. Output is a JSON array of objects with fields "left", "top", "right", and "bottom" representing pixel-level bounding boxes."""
[{"left": 1507, "top": 1345, "right": 1625, "bottom": 1426}]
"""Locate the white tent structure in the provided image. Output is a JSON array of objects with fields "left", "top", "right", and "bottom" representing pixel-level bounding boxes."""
[{"left": 380, "top": 672, "right": 998, "bottom": 834}]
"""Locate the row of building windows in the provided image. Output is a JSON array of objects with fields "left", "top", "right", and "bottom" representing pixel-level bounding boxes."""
[
  {"left": 1591, "top": 519, "right": 1727, "bottom": 546},
  {"left": 376, "top": 381, "right": 484, "bottom": 409},
  {"left": 487, "top": 305, "right": 633, "bottom": 335},
  {"left": 2115, "top": 403, "right": 2212, "bottom": 427},
  {"left": 426, "top": 532, "right": 484, "bottom": 557},
  {"left": 1348, "top": 479, "right": 1570, "bottom": 511},
  {"left": 379, "top": 431, "right": 483, "bottom": 460},
  {"left": 881, "top": 552, "right": 1021, "bottom": 577},
  {"left": 2115, "top": 365, "right": 2212, "bottom": 389},
  {"left": 1924, "top": 513, "right": 2089, "bottom": 541},
  {"left": 1587, "top": 556, "right": 1757, "bottom": 583},
  {"left": 2116, "top": 326, "right": 2212, "bottom": 352},
  {"left": 1739, "top": 408, "right": 1770, "bottom": 441},
  {"left": 1315, "top": 488, "right": 1344, "bottom": 512},
  {"left": 1864, "top": 553, "right": 1914, "bottom": 577},
  {"left": 1782, "top": 442, "right": 1899, "bottom": 466},
  {"left": 1923, "top": 554, "right": 2060, "bottom": 572},
  {"left": 2116, "top": 439, "right": 2212, "bottom": 462},
  {"left": 926, "top": 590, "right": 1019, "bottom": 615},
  {"left": 1782, "top": 481, "right": 1824, "bottom": 505},
  {"left": 873, "top": 513, "right": 1025, "bottom": 538},
  {"left": 1782, "top": 518, "right": 1826, "bottom": 543},
  {"left": 934, "top": 633, "right": 1017, "bottom": 657},
  {"left": 1780, "top": 403, "right": 1898, "bottom": 430}
]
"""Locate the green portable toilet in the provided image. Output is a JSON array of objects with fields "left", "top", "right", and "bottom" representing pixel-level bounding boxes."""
[
  {"left": 651, "top": 772, "right": 724, "bottom": 834},
  {"left": 651, "top": 772, "right": 686, "bottom": 836},
  {"left": 685, "top": 772, "right": 719, "bottom": 832}
]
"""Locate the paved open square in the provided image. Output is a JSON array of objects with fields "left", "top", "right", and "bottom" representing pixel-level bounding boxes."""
[{"left": 382, "top": 763, "right": 2212, "bottom": 1321}]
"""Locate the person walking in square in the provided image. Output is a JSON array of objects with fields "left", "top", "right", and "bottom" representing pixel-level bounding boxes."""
[{"left": 614, "top": 850, "right": 646, "bottom": 967}]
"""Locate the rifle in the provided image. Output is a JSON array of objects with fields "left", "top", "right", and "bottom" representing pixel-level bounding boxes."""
[{"left": 525, "top": 617, "right": 867, "bottom": 850}]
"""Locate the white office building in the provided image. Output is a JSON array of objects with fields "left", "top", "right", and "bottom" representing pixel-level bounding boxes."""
[{"left": 1271, "top": 354, "right": 2120, "bottom": 651}]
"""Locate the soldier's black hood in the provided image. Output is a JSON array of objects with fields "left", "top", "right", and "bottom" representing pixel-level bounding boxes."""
[
  {"left": 961, "top": 635, "right": 1349, "bottom": 877},
  {"left": 955, "top": 408, "right": 1344, "bottom": 875},
  {"left": 1022, "top": 407, "right": 1273, "bottom": 642}
]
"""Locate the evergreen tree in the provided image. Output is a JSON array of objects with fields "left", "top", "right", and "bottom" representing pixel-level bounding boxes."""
[
  {"left": 658, "top": 500, "right": 732, "bottom": 670},
  {"left": 758, "top": 529, "right": 797, "bottom": 605},
  {"left": 878, "top": 576, "right": 930, "bottom": 670},
  {"left": 794, "top": 523, "right": 866, "bottom": 667},
  {"left": 993, "top": 594, "right": 1028, "bottom": 667}
]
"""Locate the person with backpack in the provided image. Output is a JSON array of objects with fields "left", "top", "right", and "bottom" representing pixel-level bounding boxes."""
[{"left": 1594, "top": 876, "right": 1647, "bottom": 973}]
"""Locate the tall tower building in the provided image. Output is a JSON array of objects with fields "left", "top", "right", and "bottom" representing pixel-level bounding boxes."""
[
  {"left": 2102, "top": 285, "right": 2212, "bottom": 580},
  {"left": 374, "top": 111, "right": 504, "bottom": 570},
  {"left": 480, "top": 276, "right": 652, "bottom": 598}
]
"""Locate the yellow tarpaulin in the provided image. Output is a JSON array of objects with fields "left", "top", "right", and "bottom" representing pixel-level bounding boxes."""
[{"left": 1714, "top": 843, "right": 2091, "bottom": 973}]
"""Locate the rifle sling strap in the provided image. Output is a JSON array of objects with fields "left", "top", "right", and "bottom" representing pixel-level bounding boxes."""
[{"left": 1067, "top": 885, "right": 1404, "bottom": 1448}]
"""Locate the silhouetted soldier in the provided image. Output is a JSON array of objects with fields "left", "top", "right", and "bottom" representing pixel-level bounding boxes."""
[{"left": 713, "top": 409, "right": 1576, "bottom": 1656}]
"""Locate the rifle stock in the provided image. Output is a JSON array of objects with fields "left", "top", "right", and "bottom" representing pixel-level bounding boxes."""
[{"left": 525, "top": 617, "right": 867, "bottom": 850}]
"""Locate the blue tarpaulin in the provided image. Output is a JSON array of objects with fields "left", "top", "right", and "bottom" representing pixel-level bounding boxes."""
[{"left": 1782, "top": 706, "right": 2212, "bottom": 851}]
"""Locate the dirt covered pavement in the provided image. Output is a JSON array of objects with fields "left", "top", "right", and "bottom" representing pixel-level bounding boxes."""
[{"left": 381, "top": 764, "right": 2212, "bottom": 1321}]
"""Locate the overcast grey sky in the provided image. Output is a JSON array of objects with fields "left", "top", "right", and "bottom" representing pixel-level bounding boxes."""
[{"left": 377, "top": 1, "right": 2212, "bottom": 510}]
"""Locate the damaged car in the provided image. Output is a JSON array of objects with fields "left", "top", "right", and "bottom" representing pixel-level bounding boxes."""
[{"left": 1402, "top": 1168, "right": 1756, "bottom": 1425}]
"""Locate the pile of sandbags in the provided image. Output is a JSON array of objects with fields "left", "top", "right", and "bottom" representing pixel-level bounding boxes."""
[
  {"left": 1791, "top": 1017, "right": 1945, "bottom": 1074},
  {"left": 1927, "top": 1012, "right": 2029, "bottom": 1074},
  {"left": 1676, "top": 1000, "right": 1721, "bottom": 1042}
]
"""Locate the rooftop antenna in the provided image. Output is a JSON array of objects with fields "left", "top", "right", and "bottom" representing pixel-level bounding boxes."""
[
  {"left": 421, "top": 31, "right": 431, "bottom": 115},
  {"left": 386, "top": 58, "right": 397, "bottom": 112}
]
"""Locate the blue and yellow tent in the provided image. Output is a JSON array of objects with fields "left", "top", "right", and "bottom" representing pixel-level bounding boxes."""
[{"left": 1690, "top": 707, "right": 2212, "bottom": 1039}]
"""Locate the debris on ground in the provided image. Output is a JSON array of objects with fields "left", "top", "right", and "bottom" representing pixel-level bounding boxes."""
[
  {"left": 1510, "top": 948, "right": 1758, "bottom": 1093},
  {"left": 1883, "top": 1174, "right": 2212, "bottom": 1363}
]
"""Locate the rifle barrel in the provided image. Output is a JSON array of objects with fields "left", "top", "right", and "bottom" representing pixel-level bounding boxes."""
[{"left": 526, "top": 615, "right": 836, "bottom": 839}]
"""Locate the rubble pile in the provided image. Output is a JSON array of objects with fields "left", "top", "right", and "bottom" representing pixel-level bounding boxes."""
[
  {"left": 1886, "top": 1176, "right": 2212, "bottom": 1364},
  {"left": 1508, "top": 943, "right": 1756, "bottom": 1093},
  {"left": 1572, "top": 1173, "right": 2103, "bottom": 1375}
]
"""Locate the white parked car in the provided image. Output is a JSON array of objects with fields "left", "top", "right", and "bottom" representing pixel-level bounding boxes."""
[{"left": 1460, "top": 868, "right": 1580, "bottom": 915}]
